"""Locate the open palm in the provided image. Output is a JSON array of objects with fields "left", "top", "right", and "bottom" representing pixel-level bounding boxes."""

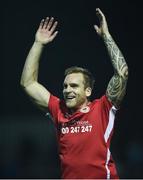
[{"left": 35, "top": 17, "right": 58, "bottom": 45}]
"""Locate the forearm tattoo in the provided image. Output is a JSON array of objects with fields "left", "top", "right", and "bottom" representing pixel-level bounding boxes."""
[{"left": 103, "top": 34, "right": 128, "bottom": 107}]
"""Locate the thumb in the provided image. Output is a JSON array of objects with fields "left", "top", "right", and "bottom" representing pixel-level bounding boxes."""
[
  {"left": 94, "top": 25, "right": 99, "bottom": 33},
  {"left": 49, "top": 31, "right": 58, "bottom": 42}
]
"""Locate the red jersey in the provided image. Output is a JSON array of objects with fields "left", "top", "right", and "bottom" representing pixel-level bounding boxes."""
[{"left": 48, "top": 94, "right": 119, "bottom": 179}]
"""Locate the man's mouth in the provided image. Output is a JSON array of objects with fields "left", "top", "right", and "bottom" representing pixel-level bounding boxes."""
[{"left": 65, "top": 96, "right": 76, "bottom": 100}]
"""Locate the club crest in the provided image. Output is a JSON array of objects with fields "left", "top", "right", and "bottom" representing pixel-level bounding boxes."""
[{"left": 80, "top": 106, "right": 90, "bottom": 113}]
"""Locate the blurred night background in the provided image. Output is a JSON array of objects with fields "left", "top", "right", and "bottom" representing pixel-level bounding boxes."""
[{"left": 1, "top": 0, "right": 143, "bottom": 178}]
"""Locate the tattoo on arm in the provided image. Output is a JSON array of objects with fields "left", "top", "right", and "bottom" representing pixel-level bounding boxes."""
[
  {"left": 103, "top": 34, "right": 128, "bottom": 107},
  {"left": 106, "top": 74, "right": 127, "bottom": 107}
]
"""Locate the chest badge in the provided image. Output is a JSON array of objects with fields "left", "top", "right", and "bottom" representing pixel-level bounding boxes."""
[{"left": 80, "top": 106, "right": 90, "bottom": 113}]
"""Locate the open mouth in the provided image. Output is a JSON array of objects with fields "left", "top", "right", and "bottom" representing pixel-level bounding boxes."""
[{"left": 66, "top": 96, "right": 76, "bottom": 101}]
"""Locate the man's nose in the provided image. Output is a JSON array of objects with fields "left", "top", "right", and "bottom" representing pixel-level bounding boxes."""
[{"left": 66, "top": 85, "right": 72, "bottom": 92}]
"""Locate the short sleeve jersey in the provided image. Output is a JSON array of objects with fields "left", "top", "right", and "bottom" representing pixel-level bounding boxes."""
[{"left": 48, "top": 94, "right": 119, "bottom": 179}]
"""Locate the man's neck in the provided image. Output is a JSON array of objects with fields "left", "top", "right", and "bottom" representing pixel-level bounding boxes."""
[{"left": 69, "top": 100, "right": 91, "bottom": 114}]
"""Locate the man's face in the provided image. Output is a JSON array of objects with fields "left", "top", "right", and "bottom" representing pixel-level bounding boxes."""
[{"left": 63, "top": 73, "right": 91, "bottom": 110}]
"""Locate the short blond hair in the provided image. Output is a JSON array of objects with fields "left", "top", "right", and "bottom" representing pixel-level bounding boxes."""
[{"left": 64, "top": 66, "right": 95, "bottom": 90}]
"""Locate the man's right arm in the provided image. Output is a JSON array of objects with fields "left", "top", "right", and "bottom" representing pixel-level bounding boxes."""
[{"left": 20, "top": 17, "right": 58, "bottom": 111}]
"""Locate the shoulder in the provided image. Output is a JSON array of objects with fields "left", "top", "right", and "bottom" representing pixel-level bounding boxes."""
[
  {"left": 48, "top": 94, "right": 67, "bottom": 112},
  {"left": 91, "top": 95, "right": 117, "bottom": 111}
]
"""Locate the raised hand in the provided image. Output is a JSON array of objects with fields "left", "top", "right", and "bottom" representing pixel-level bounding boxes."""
[
  {"left": 94, "top": 8, "right": 109, "bottom": 37},
  {"left": 35, "top": 17, "right": 58, "bottom": 45}
]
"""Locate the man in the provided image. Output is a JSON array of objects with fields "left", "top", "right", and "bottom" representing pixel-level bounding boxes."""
[{"left": 20, "top": 8, "right": 128, "bottom": 179}]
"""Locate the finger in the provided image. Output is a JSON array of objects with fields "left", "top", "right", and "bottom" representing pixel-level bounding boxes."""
[
  {"left": 43, "top": 17, "right": 49, "bottom": 29},
  {"left": 50, "top": 21, "right": 58, "bottom": 34},
  {"left": 96, "top": 8, "right": 104, "bottom": 18},
  {"left": 46, "top": 17, "right": 54, "bottom": 30},
  {"left": 38, "top": 19, "right": 45, "bottom": 30},
  {"left": 50, "top": 31, "right": 58, "bottom": 41},
  {"left": 96, "top": 8, "right": 105, "bottom": 21}
]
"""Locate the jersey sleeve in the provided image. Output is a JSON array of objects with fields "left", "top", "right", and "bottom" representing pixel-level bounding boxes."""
[
  {"left": 47, "top": 94, "right": 60, "bottom": 125},
  {"left": 100, "top": 95, "right": 114, "bottom": 110},
  {"left": 99, "top": 95, "right": 118, "bottom": 144},
  {"left": 101, "top": 94, "right": 118, "bottom": 109}
]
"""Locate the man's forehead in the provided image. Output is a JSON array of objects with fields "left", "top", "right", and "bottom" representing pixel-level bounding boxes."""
[{"left": 64, "top": 73, "right": 84, "bottom": 83}]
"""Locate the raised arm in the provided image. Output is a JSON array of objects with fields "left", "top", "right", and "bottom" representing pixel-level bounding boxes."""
[
  {"left": 94, "top": 8, "right": 129, "bottom": 108},
  {"left": 20, "top": 17, "right": 58, "bottom": 111}
]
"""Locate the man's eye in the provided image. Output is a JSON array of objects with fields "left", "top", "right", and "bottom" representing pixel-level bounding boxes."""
[
  {"left": 71, "top": 84, "right": 78, "bottom": 88},
  {"left": 63, "top": 84, "right": 67, "bottom": 89}
]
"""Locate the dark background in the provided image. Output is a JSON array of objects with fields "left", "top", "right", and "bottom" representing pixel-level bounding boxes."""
[{"left": 1, "top": 0, "right": 143, "bottom": 178}]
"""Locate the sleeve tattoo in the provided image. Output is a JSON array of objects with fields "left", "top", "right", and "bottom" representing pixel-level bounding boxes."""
[{"left": 103, "top": 34, "right": 129, "bottom": 107}]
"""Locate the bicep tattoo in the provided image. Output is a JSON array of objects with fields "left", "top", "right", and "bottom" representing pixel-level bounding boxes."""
[{"left": 106, "top": 74, "right": 127, "bottom": 107}]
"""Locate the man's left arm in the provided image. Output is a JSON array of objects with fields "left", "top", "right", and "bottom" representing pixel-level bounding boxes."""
[
  {"left": 94, "top": 8, "right": 129, "bottom": 108},
  {"left": 103, "top": 33, "right": 128, "bottom": 108}
]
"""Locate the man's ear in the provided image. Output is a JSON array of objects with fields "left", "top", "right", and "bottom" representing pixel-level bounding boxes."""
[{"left": 85, "top": 87, "right": 92, "bottom": 97}]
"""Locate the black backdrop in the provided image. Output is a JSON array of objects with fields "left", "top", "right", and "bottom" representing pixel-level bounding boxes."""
[{"left": 1, "top": 0, "right": 143, "bottom": 178}]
